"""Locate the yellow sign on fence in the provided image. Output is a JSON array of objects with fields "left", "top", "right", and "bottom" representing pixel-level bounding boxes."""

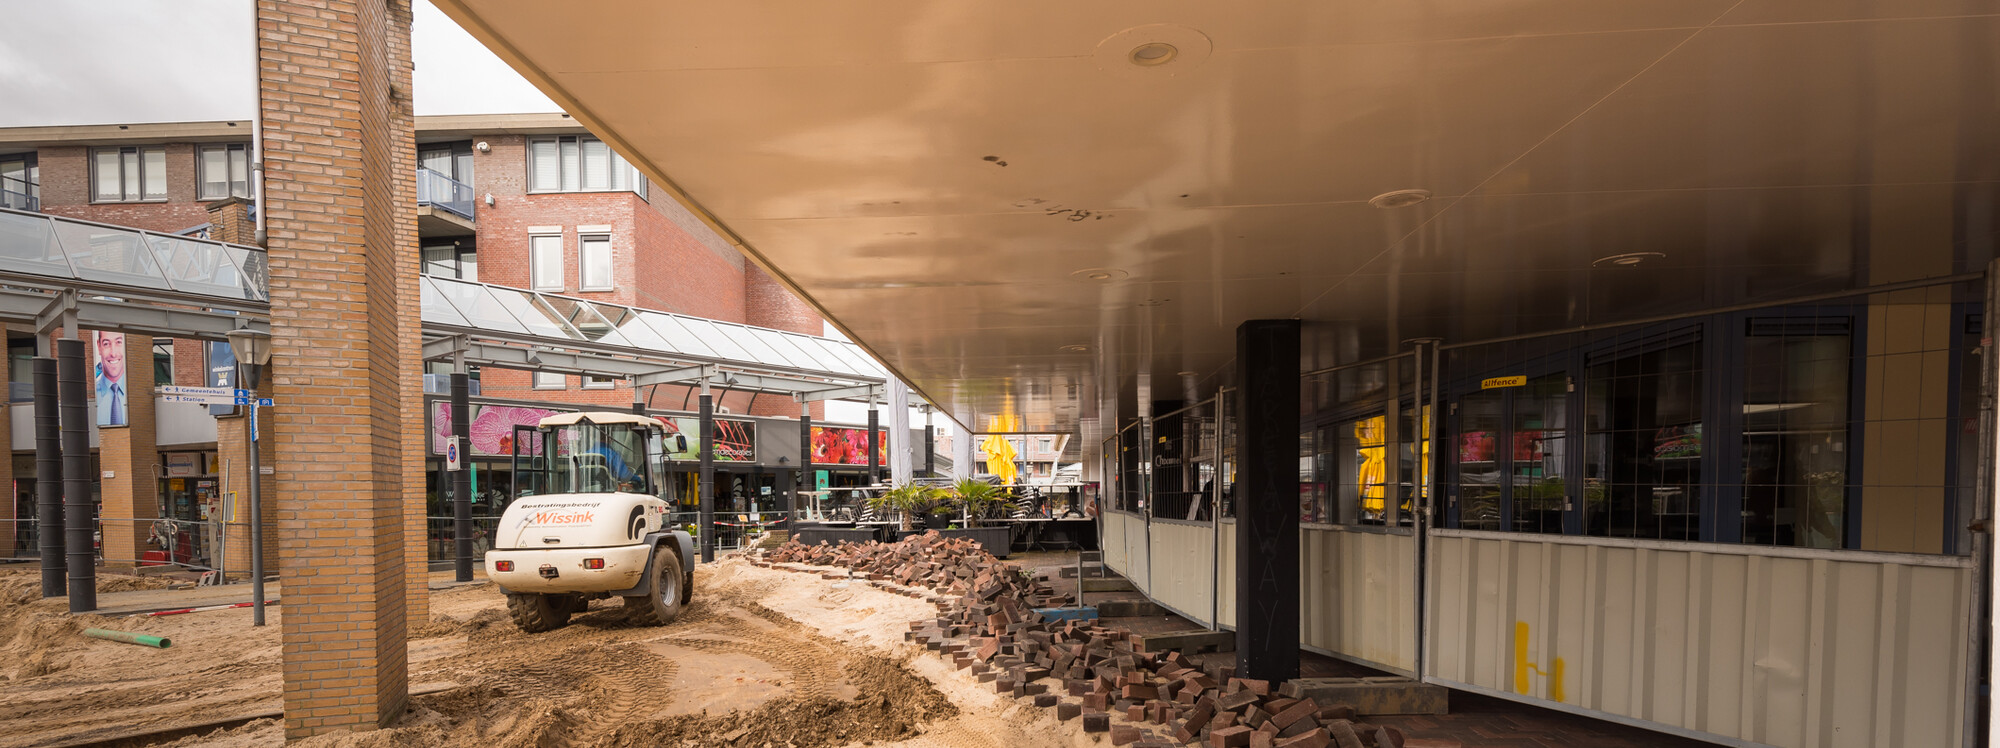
[{"left": 1481, "top": 375, "right": 1527, "bottom": 390}]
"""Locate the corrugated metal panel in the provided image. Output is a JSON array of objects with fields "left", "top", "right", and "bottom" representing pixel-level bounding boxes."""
[
  {"left": 1102, "top": 510, "right": 1132, "bottom": 574},
  {"left": 1302, "top": 527, "right": 1418, "bottom": 674},
  {"left": 1125, "top": 512, "right": 1151, "bottom": 594},
  {"left": 1149, "top": 521, "right": 1216, "bottom": 626},
  {"left": 1426, "top": 532, "right": 1972, "bottom": 748},
  {"left": 1218, "top": 520, "right": 1237, "bottom": 629}
]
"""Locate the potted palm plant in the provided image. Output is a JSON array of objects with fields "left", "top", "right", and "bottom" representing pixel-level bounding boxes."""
[
  {"left": 869, "top": 481, "right": 947, "bottom": 539},
  {"left": 936, "top": 478, "right": 1016, "bottom": 557}
]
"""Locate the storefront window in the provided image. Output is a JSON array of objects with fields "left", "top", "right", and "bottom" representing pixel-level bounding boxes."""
[
  {"left": 1455, "top": 391, "right": 1504, "bottom": 530},
  {"left": 1337, "top": 415, "right": 1389, "bottom": 525},
  {"left": 1511, "top": 376, "right": 1568, "bottom": 534},
  {"left": 1740, "top": 319, "right": 1851, "bottom": 548},
  {"left": 1584, "top": 337, "right": 1702, "bottom": 540}
]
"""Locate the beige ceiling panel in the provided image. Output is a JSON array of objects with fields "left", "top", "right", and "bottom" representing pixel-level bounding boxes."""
[
  {"left": 1717, "top": 0, "right": 2000, "bottom": 25},
  {"left": 1481, "top": 18, "right": 2000, "bottom": 195}
]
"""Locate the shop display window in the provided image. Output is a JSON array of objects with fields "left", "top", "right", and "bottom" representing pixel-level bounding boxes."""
[
  {"left": 1739, "top": 318, "right": 1851, "bottom": 548},
  {"left": 1583, "top": 337, "right": 1702, "bottom": 540}
]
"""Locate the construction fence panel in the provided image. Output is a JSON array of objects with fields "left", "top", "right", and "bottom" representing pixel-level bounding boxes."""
[
  {"left": 1426, "top": 530, "right": 1972, "bottom": 748},
  {"left": 1146, "top": 519, "right": 1215, "bottom": 628},
  {"left": 1301, "top": 525, "right": 1418, "bottom": 675}
]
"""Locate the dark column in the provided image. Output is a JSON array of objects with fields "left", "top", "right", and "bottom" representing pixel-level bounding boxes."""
[
  {"left": 699, "top": 392, "right": 715, "bottom": 562},
  {"left": 450, "top": 372, "right": 473, "bottom": 582},
  {"left": 58, "top": 338, "right": 93, "bottom": 613},
  {"left": 797, "top": 405, "right": 812, "bottom": 527},
  {"left": 867, "top": 406, "right": 880, "bottom": 484},
  {"left": 924, "top": 425, "right": 935, "bottom": 478},
  {"left": 1233, "top": 319, "right": 1299, "bottom": 682},
  {"left": 35, "top": 357, "right": 61, "bottom": 597}
]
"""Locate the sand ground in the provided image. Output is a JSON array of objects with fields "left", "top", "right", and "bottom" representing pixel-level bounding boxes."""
[{"left": 0, "top": 558, "right": 1100, "bottom": 748}]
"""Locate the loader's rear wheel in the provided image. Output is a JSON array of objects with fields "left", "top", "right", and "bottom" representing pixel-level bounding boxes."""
[
  {"left": 625, "top": 548, "right": 684, "bottom": 626},
  {"left": 506, "top": 592, "right": 573, "bottom": 633}
]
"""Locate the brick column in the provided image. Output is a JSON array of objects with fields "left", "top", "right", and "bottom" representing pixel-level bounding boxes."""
[
  {"left": 258, "top": 0, "right": 415, "bottom": 736},
  {"left": 97, "top": 333, "right": 158, "bottom": 568}
]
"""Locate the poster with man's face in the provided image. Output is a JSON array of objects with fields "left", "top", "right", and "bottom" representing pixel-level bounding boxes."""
[{"left": 94, "top": 330, "right": 127, "bottom": 427}]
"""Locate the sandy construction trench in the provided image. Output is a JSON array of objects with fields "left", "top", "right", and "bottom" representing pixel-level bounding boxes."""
[{"left": 0, "top": 560, "right": 1089, "bottom": 748}]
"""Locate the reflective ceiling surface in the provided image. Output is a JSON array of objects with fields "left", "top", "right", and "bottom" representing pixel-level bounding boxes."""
[{"left": 434, "top": 0, "right": 1999, "bottom": 439}]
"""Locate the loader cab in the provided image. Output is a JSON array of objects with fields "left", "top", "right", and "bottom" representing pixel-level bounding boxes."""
[{"left": 509, "top": 412, "right": 688, "bottom": 501}]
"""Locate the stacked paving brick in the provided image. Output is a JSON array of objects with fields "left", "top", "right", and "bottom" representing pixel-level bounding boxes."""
[{"left": 758, "top": 532, "right": 1406, "bottom": 748}]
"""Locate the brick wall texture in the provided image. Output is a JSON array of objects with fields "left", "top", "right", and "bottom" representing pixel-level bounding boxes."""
[{"left": 257, "top": 0, "right": 414, "bottom": 736}]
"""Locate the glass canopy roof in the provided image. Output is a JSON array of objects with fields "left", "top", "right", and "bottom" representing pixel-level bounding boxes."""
[
  {"left": 0, "top": 207, "right": 268, "bottom": 303},
  {"left": 421, "top": 275, "right": 885, "bottom": 383}
]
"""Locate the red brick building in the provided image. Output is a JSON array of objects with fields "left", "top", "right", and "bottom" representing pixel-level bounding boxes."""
[{"left": 0, "top": 115, "right": 827, "bottom": 416}]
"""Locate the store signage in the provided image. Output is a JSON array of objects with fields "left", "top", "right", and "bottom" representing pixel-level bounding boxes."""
[{"left": 1480, "top": 375, "right": 1527, "bottom": 390}]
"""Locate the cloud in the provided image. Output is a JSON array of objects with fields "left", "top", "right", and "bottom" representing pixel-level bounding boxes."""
[{"left": 0, "top": 0, "right": 556, "bottom": 128}]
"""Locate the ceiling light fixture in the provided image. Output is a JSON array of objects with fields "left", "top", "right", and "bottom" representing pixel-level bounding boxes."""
[
  {"left": 1369, "top": 189, "right": 1432, "bottom": 209},
  {"left": 1592, "top": 251, "right": 1666, "bottom": 268},
  {"left": 1129, "top": 42, "right": 1178, "bottom": 66},
  {"left": 1070, "top": 267, "right": 1129, "bottom": 282},
  {"left": 1058, "top": 344, "right": 1090, "bottom": 352}
]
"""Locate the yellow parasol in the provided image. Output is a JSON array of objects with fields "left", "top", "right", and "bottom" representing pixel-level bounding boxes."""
[{"left": 981, "top": 414, "right": 1021, "bottom": 486}]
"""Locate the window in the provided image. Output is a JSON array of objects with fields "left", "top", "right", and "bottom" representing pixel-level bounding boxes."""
[
  {"left": 197, "top": 143, "right": 250, "bottom": 200},
  {"left": 153, "top": 341, "right": 173, "bottom": 386},
  {"left": 527, "top": 136, "right": 645, "bottom": 196},
  {"left": 1739, "top": 317, "right": 1852, "bottom": 549},
  {"left": 582, "top": 375, "right": 616, "bottom": 389},
  {"left": 418, "top": 142, "right": 473, "bottom": 184},
  {"left": 422, "top": 243, "right": 478, "bottom": 281},
  {"left": 92, "top": 146, "right": 167, "bottom": 202},
  {"left": 530, "top": 234, "right": 563, "bottom": 291},
  {"left": 0, "top": 154, "right": 37, "bottom": 210},
  {"left": 533, "top": 371, "right": 566, "bottom": 389},
  {"left": 1584, "top": 337, "right": 1702, "bottom": 540},
  {"left": 578, "top": 234, "right": 612, "bottom": 290}
]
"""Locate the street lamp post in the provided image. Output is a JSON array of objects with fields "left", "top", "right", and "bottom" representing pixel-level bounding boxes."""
[{"left": 226, "top": 329, "right": 273, "bottom": 626}]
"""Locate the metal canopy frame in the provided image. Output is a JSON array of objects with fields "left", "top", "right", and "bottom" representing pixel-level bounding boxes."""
[
  {"left": 0, "top": 207, "right": 273, "bottom": 342},
  {"left": 420, "top": 278, "right": 890, "bottom": 400}
]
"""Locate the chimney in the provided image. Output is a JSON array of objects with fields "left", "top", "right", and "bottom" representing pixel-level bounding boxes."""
[{"left": 204, "top": 196, "right": 254, "bottom": 245}]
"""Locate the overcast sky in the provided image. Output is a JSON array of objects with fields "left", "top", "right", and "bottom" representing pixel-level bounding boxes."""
[{"left": 0, "top": 0, "right": 558, "bottom": 128}]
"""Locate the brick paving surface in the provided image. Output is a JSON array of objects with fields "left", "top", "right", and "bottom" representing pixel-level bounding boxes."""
[{"left": 1011, "top": 551, "right": 1710, "bottom": 748}]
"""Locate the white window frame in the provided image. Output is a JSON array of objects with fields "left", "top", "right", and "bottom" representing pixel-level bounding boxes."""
[
  {"left": 197, "top": 143, "right": 251, "bottom": 201},
  {"left": 529, "top": 231, "right": 564, "bottom": 291},
  {"left": 578, "top": 233, "right": 613, "bottom": 291},
  {"left": 582, "top": 375, "right": 616, "bottom": 390},
  {"left": 525, "top": 135, "right": 646, "bottom": 197},
  {"left": 533, "top": 371, "right": 566, "bottom": 390},
  {"left": 91, "top": 146, "right": 167, "bottom": 203}
]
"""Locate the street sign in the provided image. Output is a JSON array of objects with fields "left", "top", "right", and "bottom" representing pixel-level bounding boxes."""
[
  {"left": 159, "top": 386, "right": 254, "bottom": 398},
  {"left": 160, "top": 394, "right": 275, "bottom": 406},
  {"left": 445, "top": 437, "right": 463, "bottom": 472}
]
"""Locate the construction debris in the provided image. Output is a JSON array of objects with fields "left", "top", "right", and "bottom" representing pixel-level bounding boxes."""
[{"left": 757, "top": 532, "right": 1406, "bottom": 748}]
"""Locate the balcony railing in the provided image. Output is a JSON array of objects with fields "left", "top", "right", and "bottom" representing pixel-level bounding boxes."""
[
  {"left": 0, "top": 175, "right": 37, "bottom": 212},
  {"left": 416, "top": 168, "right": 474, "bottom": 220}
]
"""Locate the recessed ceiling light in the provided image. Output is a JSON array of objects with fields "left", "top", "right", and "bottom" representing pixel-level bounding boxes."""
[
  {"left": 1129, "top": 43, "right": 1178, "bottom": 66},
  {"left": 1058, "top": 344, "right": 1090, "bottom": 352},
  {"left": 1369, "top": 189, "right": 1432, "bottom": 209},
  {"left": 1593, "top": 252, "right": 1666, "bottom": 268},
  {"left": 1070, "top": 267, "right": 1129, "bottom": 282},
  {"left": 1176, "top": 371, "right": 1198, "bottom": 377}
]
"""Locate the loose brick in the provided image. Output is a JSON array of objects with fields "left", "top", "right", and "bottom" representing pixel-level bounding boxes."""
[
  {"left": 1058, "top": 702, "right": 1083, "bottom": 721},
  {"left": 1083, "top": 713, "right": 1112, "bottom": 733},
  {"left": 1209, "top": 725, "right": 1253, "bottom": 748}
]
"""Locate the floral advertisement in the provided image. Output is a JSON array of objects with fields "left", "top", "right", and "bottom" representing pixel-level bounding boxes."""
[
  {"left": 663, "top": 417, "right": 755, "bottom": 461},
  {"left": 810, "top": 426, "right": 888, "bottom": 466},
  {"left": 432, "top": 403, "right": 569, "bottom": 457}
]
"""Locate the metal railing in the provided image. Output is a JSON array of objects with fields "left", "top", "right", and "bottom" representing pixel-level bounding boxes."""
[
  {"left": 0, "top": 175, "right": 36, "bottom": 212},
  {"left": 416, "top": 168, "right": 475, "bottom": 220},
  {"left": 3, "top": 518, "right": 228, "bottom": 573}
]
